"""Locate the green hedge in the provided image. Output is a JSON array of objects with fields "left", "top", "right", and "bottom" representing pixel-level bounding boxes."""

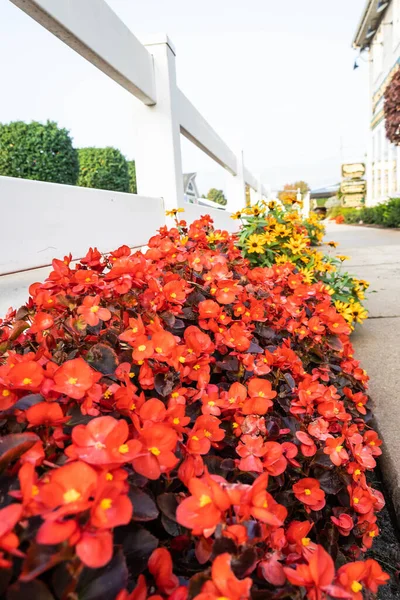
[
  {"left": 127, "top": 160, "right": 137, "bottom": 194},
  {"left": 329, "top": 198, "right": 400, "bottom": 228},
  {"left": 0, "top": 120, "right": 79, "bottom": 185},
  {"left": 77, "top": 147, "right": 130, "bottom": 192}
]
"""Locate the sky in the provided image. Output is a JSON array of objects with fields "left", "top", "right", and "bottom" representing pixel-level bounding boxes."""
[{"left": 0, "top": 0, "right": 369, "bottom": 195}]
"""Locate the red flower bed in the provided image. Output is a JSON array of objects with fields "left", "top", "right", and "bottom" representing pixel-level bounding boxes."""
[{"left": 0, "top": 216, "right": 389, "bottom": 599}]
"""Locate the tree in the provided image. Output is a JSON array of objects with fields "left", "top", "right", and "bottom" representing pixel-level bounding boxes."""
[
  {"left": 206, "top": 188, "right": 227, "bottom": 206},
  {"left": 0, "top": 120, "right": 79, "bottom": 185},
  {"left": 127, "top": 160, "right": 137, "bottom": 194},
  {"left": 77, "top": 147, "right": 130, "bottom": 192},
  {"left": 278, "top": 181, "right": 310, "bottom": 204}
]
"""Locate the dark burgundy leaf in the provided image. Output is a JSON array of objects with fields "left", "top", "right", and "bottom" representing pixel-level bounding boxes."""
[
  {"left": 0, "top": 433, "right": 40, "bottom": 472},
  {"left": 317, "top": 469, "right": 344, "bottom": 495},
  {"left": 161, "top": 513, "right": 182, "bottom": 537},
  {"left": 9, "top": 320, "right": 29, "bottom": 342},
  {"left": 188, "top": 571, "right": 210, "bottom": 600},
  {"left": 161, "top": 311, "right": 176, "bottom": 328},
  {"left": 79, "top": 550, "right": 128, "bottom": 600},
  {"left": 326, "top": 336, "right": 344, "bottom": 352},
  {"left": 20, "top": 543, "right": 71, "bottom": 582},
  {"left": 231, "top": 547, "right": 259, "bottom": 578},
  {"left": 15, "top": 306, "right": 29, "bottom": 321},
  {"left": 6, "top": 394, "right": 44, "bottom": 413},
  {"left": 86, "top": 343, "right": 118, "bottom": 375},
  {"left": 247, "top": 341, "right": 264, "bottom": 354},
  {"left": 114, "top": 525, "right": 158, "bottom": 577},
  {"left": 154, "top": 373, "right": 178, "bottom": 397},
  {"left": 256, "top": 326, "right": 276, "bottom": 340},
  {"left": 215, "top": 357, "right": 239, "bottom": 372},
  {"left": 312, "top": 450, "right": 335, "bottom": 470},
  {"left": 181, "top": 307, "right": 197, "bottom": 321},
  {"left": 0, "top": 569, "right": 12, "bottom": 598},
  {"left": 212, "top": 537, "right": 237, "bottom": 557},
  {"left": 157, "top": 492, "right": 179, "bottom": 521},
  {"left": 129, "top": 487, "right": 159, "bottom": 521},
  {"left": 7, "top": 580, "right": 55, "bottom": 600},
  {"left": 283, "top": 373, "right": 295, "bottom": 390}
]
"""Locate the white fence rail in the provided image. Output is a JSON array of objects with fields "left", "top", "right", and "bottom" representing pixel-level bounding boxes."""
[{"left": 3, "top": 0, "right": 270, "bottom": 275}]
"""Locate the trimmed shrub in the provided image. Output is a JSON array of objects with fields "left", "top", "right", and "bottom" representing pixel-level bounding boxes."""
[
  {"left": 0, "top": 120, "right": 79, "bottom": 185},
  {"left": 77, "top": 147, "right": 130, "bottom": 192},
  {"left": 330, "top": 199, "right": 400, "bottom": 228},
  {"left": 128, "top": 159, "right": 137, "bottom": 194}
]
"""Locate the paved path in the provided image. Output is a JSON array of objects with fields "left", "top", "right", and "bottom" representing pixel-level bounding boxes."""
[{"left": 325, "top": 222, "right": 400, "bottom": 522}]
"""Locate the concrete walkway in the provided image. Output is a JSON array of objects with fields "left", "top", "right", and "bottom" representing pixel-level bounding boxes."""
[{"left": 325, "top": 222, "right": 400, "bottom": 521}]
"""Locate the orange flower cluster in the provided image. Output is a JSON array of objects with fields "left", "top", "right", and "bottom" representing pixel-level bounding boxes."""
[{"left": 0, "top": 215, "right": 388, "bottom": 599}]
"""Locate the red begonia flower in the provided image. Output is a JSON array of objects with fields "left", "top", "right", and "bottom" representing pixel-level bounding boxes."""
[
  {"left": 293, "top": 478, "right": 326, "bottom": 511},
  {"left": 52, "top": 358, "right": 100, "bottom": 400}
]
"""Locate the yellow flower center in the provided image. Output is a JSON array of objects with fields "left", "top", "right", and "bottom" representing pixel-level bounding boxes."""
[
  {"left": 100, "top": 498, "right": 112, "bottom": 510},
  {"left": 193, "top": 364, "right": 200, "bottom": 371},
  {"left": 353, "top": 497, "right": 359, "bottom": 504},
  {"left": 173, "top": 417, "right": 180, "bottom": 425},
  {"left": 149, "top": 446, "right": 161, "bottom": 456},
  {"left": 336, "top": 445, "right": 343, "bottom": 453},
  {"left": 179, "top": 356, "right": 185, "bottom": 363},
  {"left": 22, "top": 378, "right": 32, "bottom": 385},
  {"left": 369, "top": 530, "right": 376, "bottom": 537},
  {"left": 90, "top": 305, "right": 99, "bottom": 313},
  {"left": 192, "top": 435, "right": 199, "bottom": 441},
  {"left": 204, "top": 430, "right": 211, "bottom": 438},
  {"left": 170, "top": 292, "right": 177, "bottom": 298},
  {"left": 32, "top": 485, "right": 39, "bottom": 497},
  {"left": 262, "top": 500, "right": 268, "bottom": 508},
  {"left": 208, "top": 401, "right": 215, "bottom": 406},
  {"left": 63, "top": 488, "right": 81, "bottom": 503},
  {"left": 106, "top": 473, "right": 113, "bottom": 481},
  {"left": 199, "top": 494, "right": 212, "bottom": 507},
  {"left": 354, "top": 469, "right": 361, "bottom": 476},
  {"left": 302, "top": 537, "right": 310, "bottom": 546},
  {"left": 68, "top": 377, "right": 78, "bottom": 385},
  {"left": 155, "top": 347, "right": 163, "bottom": 354},
  {"left": 351, "top": 581, "right": 362, "bottom": 593},
  {"left": 138, "top": 345, "right": 146, "bottom": 352},
  {"left": 2, "top": 389, "right": 10, "bottom": 397},
  {"left": 119, "top": 444, "right": 129, "bottom": 454},
  {"left": 85, "top": 277, "right": 91, "bottom": 283},
  {"left": 304, "top": 489, "right": 311, "bottom": 496}
]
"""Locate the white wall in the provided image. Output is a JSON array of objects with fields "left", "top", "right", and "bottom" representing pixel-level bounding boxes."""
[{"left": 0, "top": 177, "right": 165, "bottom": 274}]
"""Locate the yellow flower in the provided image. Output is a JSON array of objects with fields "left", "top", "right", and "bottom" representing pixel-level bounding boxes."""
[
  {"left": 326, "top": 241, "right": 338, "bottom": 248},
  {"left": 349, "top": 301, "right": 368, "bottom": 324},
  {"left": 231, "top": 211, "right": 243, "bottom": 220},
  {"left": 275, "top": 254, "right": 291, "bottom": 264},
  {"left": 336, "top": 255, "right": 350, "bottom": 262},
  {"left": 165, "top": 208, "right": 185, "bottom": 216},
  {"left": 268, "top": 200, "right": 277, "bottom": 210},
  {"left": 284, "top": 235, "right": 308, "bottom": 255},
  {"left": 245, "top": 234, "right": 266, "bottom": 254},
  {"left": 334, "top": 301, "right": 354, "bottom": 323},
  {"left": 299, "top": 269, "right": 314, "bottom": 284}
]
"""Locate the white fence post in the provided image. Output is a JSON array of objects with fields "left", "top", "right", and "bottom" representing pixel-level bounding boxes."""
[
  {"left": 132, "top": 35, "right": 184, "bottom": 212},
  {"left": 226, "top": 150, "right": 246, "bottom": 212},
  {"left": 301, "top": 191, "right": 311, "bottom": 219}
]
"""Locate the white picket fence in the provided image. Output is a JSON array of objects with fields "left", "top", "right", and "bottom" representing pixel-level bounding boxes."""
[{"left": 0, "top": 0, "right": 271, "bottom": 276}]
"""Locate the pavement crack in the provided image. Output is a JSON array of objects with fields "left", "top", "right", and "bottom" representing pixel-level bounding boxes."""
[{"left": 367, "top": 315, "right": 400, "bottom": 320}]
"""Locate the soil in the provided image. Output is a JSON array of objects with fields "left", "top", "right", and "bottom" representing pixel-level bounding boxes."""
[{"left": 367, "top": 468, "right": 400, "bottom": 599}]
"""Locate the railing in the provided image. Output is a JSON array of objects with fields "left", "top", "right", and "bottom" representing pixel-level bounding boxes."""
[{"left": 1, "top": 0, "right": 271, "bottom": 274}]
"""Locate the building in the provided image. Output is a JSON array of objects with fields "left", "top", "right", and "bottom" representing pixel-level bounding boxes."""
[
  {"left": 183, "top": 173, "right": 200, "bottom": 203},
  {"left": 353, "top": 0, "right": 400, "bottom": 205}
]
